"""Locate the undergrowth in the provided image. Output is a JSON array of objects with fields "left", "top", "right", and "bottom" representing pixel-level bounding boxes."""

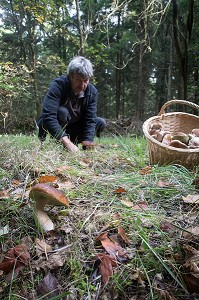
[{"left": 0, "top": 134, "right": 198, "bottom": 300}]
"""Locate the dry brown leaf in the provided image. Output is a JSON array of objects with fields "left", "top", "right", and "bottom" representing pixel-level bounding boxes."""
[
  {"left": 56, "top": 181, "right": 75, "bottom": 190},
  {"left": 182, "top": 227, "right": 199, "bottom": 240},
  {"left": 55, "top": 166, "right": 71, "bottom": 174},
  {"left": 157, "top": 180, "right": 175, "bottom": 188},
  {"left": 112, "top": 213, "right": 121, "bottom": 220},
  {"left": 113, "top": 187, "right": 127, "bottom": 194},
  {"left": 12, "top": 179, "right": 21, "bottom": 185},
  {"left": 0, "top": 190, "right": 10, "bottom": 199},
  {"left": 0, "top": 244, "right": 30, "bottom": 281},
  {"left": 182, "top": 244, "right": 199, "bottom": 293},
  {"left": 38, "top": 175, "right": 58, "bottom": 183},
  {"left": 37, "top": 272, "right": 60, "bottom": 299},
  {"left": 131, "top": 268, "right": 146, "bottom": 287},
  {"left": 193, "top": 177, "right": 199, "bottom": 189},
  {"left": 35, "top": 238, "right": 52, "bottom": 256},
  {"left": 140, "top": 217, "right": 153, "bottom": 228},
  {"left": 139, "top": 165, "right": 152, "bottom": 175},
  {"left": 182, "top": 194, "right": 199, "bottom": 204},
  {"left": 120, "top": 199, "right": 149, "bottom": 211},
  {"left": 160, "top": 220, "right": 175, "bottom": 232},
  {"left": 96, "top": 232, "right": 129, "bottom": 260},
  {"left": 94, "top": 253, "right": 117, "bottom": 285},
  {"left": 45, "top": 253, "right": 65, "bottom": 269},
  {"left": 118, "top": 227, "right": 130, "bottom": 244}
]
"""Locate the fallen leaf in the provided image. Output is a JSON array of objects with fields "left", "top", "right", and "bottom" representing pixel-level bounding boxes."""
[
  {"left": 182, "top": 194, "right": 199, "bottom": 204},
  {"left": 118, "top": 227, "right": 130, "bottom": 244},
  {"left": 182, "top": 244, "right": 199, "bottom": 293},
  {"left": 0, "top": 190, "right": 10, "bottom": 199},
  {"left": 37, "top": 272, "right": 60, "bottom": 299},
  {"left": 113, "top": 187, "right": 127, "bottom": 194},
  {"left": 94, "top": 253, "right": 117, "bottom": 285},
  {"left": 12, "top": 179, "right": 21, "bottom": 185},
  {"left": 182, "top": 227, "right": 199, "bottom": 240},
  {"left": 157, "top": 180, "right": 175, "bottom": 188},
  {"left": 120, "top": 199, "right": 149, "bottom": 211},
  {"left": 0, "top": 244, "right": 30, "bottom": 281},
  {"left": 35, "top": 238, "right": 52, "bottom": 256},
  {"left": 56, "top": 181, "right": 75, "bottom": 190},
  {"left": 38, "top": 175, "right": 58, "bottom": 183},
  {"left": 139, "top": 166, "right": 152, "bottom": 175},
  {"left": 55, "top": 166, "right": 71, "bottom": 173},
  {"left": 112, "top": 213, "right": 121, "bottom": 220},
  {"left": 45, "top": 253, "right": 65, "bottom": 269},
  {"left": 160, "top": 220, "right": 175, "bottom": 232},
  {"left": 140, "top": 217, "right": 153, "bottom": 228},
  {"left": 192, "top": 177, "right": 199, "bottom": 189},
  {"left": 130, "top": 268, "right": 146, "bottom": 287},
  {"left": 96, "top": 232, "right": 129, "bottom": 260}
]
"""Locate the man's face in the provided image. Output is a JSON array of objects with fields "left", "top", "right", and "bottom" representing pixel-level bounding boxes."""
[{"left": 70, "top": 74, "right": 89, "bottom": 95}]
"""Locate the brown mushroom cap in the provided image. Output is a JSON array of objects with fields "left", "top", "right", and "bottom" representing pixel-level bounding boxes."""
[
  {"left": 29, "top": 183, "right": 69, "bottom": 232},
  {"left": 29, "top": 183, "right": 69, "bottom": 206},
  {"left": 169, "top": 140, "right": 189, "bottom": 149}
]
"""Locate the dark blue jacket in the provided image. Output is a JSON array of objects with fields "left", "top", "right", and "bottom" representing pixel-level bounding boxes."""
[{"left": 38, "top": 75, "right": 98, "bottom": 141}]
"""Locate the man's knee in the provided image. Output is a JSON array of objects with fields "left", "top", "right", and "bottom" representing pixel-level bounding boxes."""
[
  {"left": 96, "top": 117, "right": 107, "bottom": 137},
  {"left": 57, "top": 106, "right": 71, "bottom": 126}
]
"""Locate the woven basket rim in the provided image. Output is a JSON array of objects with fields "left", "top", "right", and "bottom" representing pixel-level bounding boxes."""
[{"left": 143, "top": 112, "right": 199, "bottom": 153}]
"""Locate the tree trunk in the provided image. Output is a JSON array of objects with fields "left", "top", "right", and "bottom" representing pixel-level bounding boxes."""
[
  {"left": 115, "top": 12, "right": 122, "bottom": 119},
  {"left": 172, "top": 0, "right": 194, "bottom": 99},
  {"left": 75, "top": 0, "right": 84, "bottom": 55}
]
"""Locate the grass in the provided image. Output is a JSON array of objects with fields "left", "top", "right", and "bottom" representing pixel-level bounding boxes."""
[{"left": 0, "top": 133, "right": 198, "bottom": 299}]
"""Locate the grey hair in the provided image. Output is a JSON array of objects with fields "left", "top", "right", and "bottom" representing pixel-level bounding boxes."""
[{"left": 67, "top": 56, "right": 93, "bottom": 78}]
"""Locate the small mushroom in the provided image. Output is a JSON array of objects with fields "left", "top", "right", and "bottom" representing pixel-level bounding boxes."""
[
  {"left": 188, "top": 136, "right": 199, "bottom": 148},
  {"left": 169, "top": 140, "right": 189, "bottom": 149},
  {"left": 191, "top": 129, "right": 199, "bottom": 137},
  {"left": 151, "top": 123, "right": 162, "bottom": 130},
  {"left": 172, "top": 132, "right": 189, "bottom": 145},
  {"left": 149, "top": 123, "right": 162, "bottom": 135},
  {"left": 162, "top": 133, "right": 172, "bottom": 145},
  {"left": 152, "top": 131, "right": 165, "bottom": 142},
  {"left": 29, "top": 183, "right": 69, "bottom": 232}
]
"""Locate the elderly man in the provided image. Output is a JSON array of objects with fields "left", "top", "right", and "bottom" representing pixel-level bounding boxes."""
[{"left": 37, "top": 56, "right": 106, "bottom": 152}]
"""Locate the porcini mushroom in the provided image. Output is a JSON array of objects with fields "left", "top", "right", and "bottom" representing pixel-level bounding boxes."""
[
  {"left": 192, "top": 129, "right": 199, "bottom": 137},
  {"left": 172, "top": 132, "right": 189, "bottom": 145},
  {"left": 169, "top": 140, "right": 189, "bottom": 149},
  {"left": 29, "top": 183, "right": 69, "bottom": 232}
]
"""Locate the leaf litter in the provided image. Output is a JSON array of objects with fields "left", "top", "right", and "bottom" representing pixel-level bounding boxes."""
[{"left": 0, "top": 136, "right": 199, "bottom": 299}]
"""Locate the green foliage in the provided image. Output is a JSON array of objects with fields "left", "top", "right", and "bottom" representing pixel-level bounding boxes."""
[{"left": 0, "top": 0, "right": 198, "bottom": 132}]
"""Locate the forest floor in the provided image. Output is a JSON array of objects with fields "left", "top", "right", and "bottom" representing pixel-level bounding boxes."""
[{"left": 0, "top": 133, "right": 199, "bottom": 300}]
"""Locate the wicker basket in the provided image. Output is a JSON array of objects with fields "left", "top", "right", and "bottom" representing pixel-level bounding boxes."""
[{"left": 143, "top": 100, "right": 199, "bottom": 169}]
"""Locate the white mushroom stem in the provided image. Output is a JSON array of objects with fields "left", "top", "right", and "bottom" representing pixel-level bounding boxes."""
[
  {"left": 35, "top": 201, "right": 54, "bottom": 231},
  {"left": 29, "top": 183, "right": 69, "bottom": 232}
]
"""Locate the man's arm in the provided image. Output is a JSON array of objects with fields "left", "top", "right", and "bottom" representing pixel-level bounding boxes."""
[
  {"left": 81, "top": 85, "right": 98, "bottom": 142},
  {"left": 42, "top": 77, "right": 69, "bottom": 139},
  {"left": 60, "top": 136, "right": 79, "bottom": 153}
]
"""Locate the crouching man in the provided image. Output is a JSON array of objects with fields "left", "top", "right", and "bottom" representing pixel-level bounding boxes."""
[{"left": 37, "top": 56, "right": 106, "bottom": 152}]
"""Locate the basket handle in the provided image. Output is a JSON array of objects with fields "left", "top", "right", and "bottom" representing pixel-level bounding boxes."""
[{"left": 158, "top": 99, "right": 199, "bottom": 116}]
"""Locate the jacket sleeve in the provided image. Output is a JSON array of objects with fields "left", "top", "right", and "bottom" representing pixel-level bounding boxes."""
[
  {"left": 82, "top": 86, "right": 98, "bottom": 141},
  {"left": 42, "top": 77, "right": 67, "bottom": 139}
]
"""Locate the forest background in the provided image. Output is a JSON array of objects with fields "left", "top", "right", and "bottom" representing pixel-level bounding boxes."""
[{"left": 0, "top": 0, "right": 198, "bottom": 135}]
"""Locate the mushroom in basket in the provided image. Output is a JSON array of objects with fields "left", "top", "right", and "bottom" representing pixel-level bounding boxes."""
[{"left": 29, "top": 183, "right": 69, "bottom": 232}]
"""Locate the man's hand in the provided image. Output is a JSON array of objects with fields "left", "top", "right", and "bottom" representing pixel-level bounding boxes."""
[
  {"left": 60, "top": 136, "right": 79, "bottom": 153},
  {"left": 81, "top": 141, "right": 96, "bottom": 150}
]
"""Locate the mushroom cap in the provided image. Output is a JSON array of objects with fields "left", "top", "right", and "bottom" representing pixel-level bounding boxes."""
[
  {"left": 192, "top": 128, "right": 199, "bottom": 137},
  {"left": 29, "top": 183, "right": 69, "bottom": 206}
]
